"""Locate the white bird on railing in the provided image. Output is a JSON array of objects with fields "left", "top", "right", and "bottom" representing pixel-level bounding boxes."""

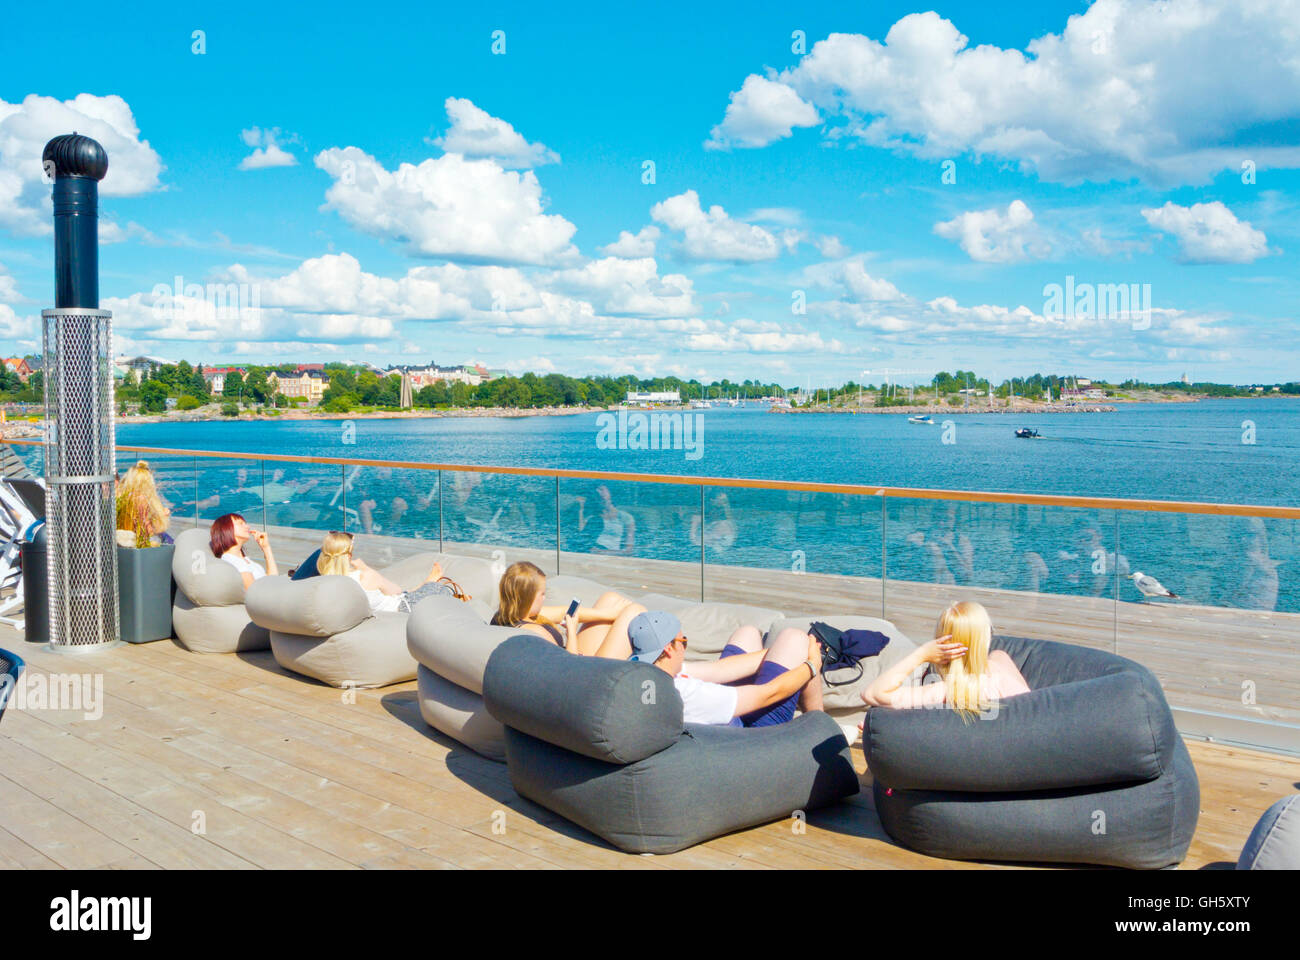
[{"left": 1131, "top": 571, "right": 1179, "bottom": 600}]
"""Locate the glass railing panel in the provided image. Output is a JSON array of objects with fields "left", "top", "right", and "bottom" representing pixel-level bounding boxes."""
[
  {"left": 8, "top": 437, "right": 45, "bottom": 475},
  {"left": 189, "top": 455, "right": 267, "bottom": 557},
  {"left": 558, "top": 476, "right": 701, "bottom": 598},
  {"left": 435, "top": 468, "right": 554, "bottom": 564},
  {"left": 1117, "top": 510, "right": 1300, "bottom": 728},
  {"left": 257, "top": 461, "right": 351, "bottom": 568},
  {"left": 339, "top": 464, "right": 444, "bottom": 566},
  {"left": 700, "top": 484, "right": 885, "bottom": 616},
  {"left": 882, "top": 496, "right": 1120, "bottom": 650}
]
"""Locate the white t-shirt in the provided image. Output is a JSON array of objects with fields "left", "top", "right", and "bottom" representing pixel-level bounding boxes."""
[
  {"left": 596, "top": 510, "right": 633, "bottom": 551},
  {"left": 673, "top": 674, "right": 739, "bottom": 726},
  {"left": 347, "top": 569, "right": 403, "bottom": 614},
  {"left": 222, "top": 553, "right": 266, "bottom": 581}
]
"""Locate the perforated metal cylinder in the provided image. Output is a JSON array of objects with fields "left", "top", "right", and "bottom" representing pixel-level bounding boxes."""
[{"left": 41, "top": 307, "right": 119, "bottom": 649}]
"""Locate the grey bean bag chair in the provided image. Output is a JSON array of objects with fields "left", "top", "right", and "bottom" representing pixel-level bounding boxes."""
[
  {"left": 1237, "top": 794, "right": 1300, "bottom": 870},
  {"left": 170, "top": 527, "right": 270, "bottom": 654},
  {"left": 407, "top": 594, "right": 519, "bottom": 761},
  {"left": 483, "top": 634, "right": 860, "bottom": 854},
  {"left": 766, "top": 614, "right": 918, "bottom": 718},
  {"left": 246, "top": 551, "right": 441, "bottom": 688},
  {"left": 864, "top": 636, "right": 1199, "bottom": 869}
]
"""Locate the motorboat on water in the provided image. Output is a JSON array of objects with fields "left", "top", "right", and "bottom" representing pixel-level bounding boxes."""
[
  {"left": 1015, "top": 427, "right": 1042, "bottom": 438},
  {"left": 908, "top": 414, "right": 935, "bottom": 424}
]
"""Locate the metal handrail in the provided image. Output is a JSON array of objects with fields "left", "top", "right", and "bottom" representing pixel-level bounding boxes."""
[{"left": 6, "top": 435, "right": 1300, "bottom": 519}]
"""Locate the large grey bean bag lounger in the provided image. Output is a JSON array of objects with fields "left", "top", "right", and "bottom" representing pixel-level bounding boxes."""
[
  {"left": 170, "top": 527, "right": 270, "bottom": 654},
  {"left": 865, "top": 635, "right": 1199, "bottom": 869},
  {"left": 483, "top": 634, "right": 859, "bottom": 854},
  {"left": 408, "top": 594, "right": 521, "bottom": 761},
  {"left": 1237, "top": 794, "right": 1300, "bottom": 870},
  {"left": 246, "top": 551, "right": 442, "bottom": 688}
]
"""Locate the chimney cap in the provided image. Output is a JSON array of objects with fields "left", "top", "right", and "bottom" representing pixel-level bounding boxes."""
[{"left": 42, "top": 133, "right": 109, "bottom": 181}]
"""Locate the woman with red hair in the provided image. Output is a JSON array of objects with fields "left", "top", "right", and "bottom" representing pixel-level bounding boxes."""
[{"left": 210, "top": 513, "right": 277, "bottom": 589}]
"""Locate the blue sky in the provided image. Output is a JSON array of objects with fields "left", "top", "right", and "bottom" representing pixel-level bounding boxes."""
[{"left": 1, "top": 0, "right": 1297, "bottom": 386}]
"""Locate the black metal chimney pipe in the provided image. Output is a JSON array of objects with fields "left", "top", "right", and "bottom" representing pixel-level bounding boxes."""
[{"left": 42, "top": 133, "right": 108, "bottom": 308}]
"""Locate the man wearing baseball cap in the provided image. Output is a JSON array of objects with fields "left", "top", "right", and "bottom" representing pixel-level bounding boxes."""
[{"left": 624, "top": 611, "right": 822, "bottom": 727}]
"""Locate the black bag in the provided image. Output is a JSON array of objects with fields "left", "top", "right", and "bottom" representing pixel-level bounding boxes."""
[{"left": 808, "top": 621, "right": 891, "bottom": 687}]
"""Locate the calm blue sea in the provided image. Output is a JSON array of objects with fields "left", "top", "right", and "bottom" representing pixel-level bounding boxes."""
[
  {"left": 100, "top": 398, "right": 1300, "bottom": 613},
  {"left": 117, "top": 398, "right": 1299, "bottom": 503}
]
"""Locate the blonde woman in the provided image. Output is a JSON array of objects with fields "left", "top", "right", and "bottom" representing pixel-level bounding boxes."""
[
  {"left": 316, "top": 531, "right": 446, "bottom": 614},
  {"left": 861, "top": 601, "right": 1030, "bottom": 719},
  {"left": 490, "top": 560, "right": 645, "bottom": 656},
  {"left": 115, "top": 460, "right": 173, "bottom": 547}
]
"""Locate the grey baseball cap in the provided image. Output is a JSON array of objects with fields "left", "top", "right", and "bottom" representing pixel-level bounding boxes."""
[{"left": 627, "top": 611, "right": 682, "bottom": 663}]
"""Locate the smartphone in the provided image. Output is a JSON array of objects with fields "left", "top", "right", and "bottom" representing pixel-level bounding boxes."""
[{"left": 565, "top": 597, "right": 581, "bottom": 620}]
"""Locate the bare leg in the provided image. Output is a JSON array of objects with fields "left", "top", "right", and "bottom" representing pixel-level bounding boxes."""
[
  {"left": 390, "top": 496, "right": 408, "bottom": 528},
  {"left": 769, "top": 627, "right": 824, "bottom": 713},
  {"left": 422, "top": 559, "right": 445, "bottom": 584},
  {"left": 593, "top": 590, "right": 632, "bottom": 616},
  {"left": 589, "top": 602, "right": 648, "bottom": 658},
  {"left": 726, "top": 624, "right": 763, "bottom": 654}
]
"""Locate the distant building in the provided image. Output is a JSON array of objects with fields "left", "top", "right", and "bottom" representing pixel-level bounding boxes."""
[
  {"left": 3, "top": 358, "right": 32, "bottom": 383},
  {"left": 116, "top": 355, "right": 169, "bottom": 383},
  {"left": 386, "top": 362, "right": 484, "bottom": 388},
  {"left": 268, "top": 368, "right": 329, "bottom": 403},
  {"left": 1180, "top": 372, "right": 1190, "bottom": 385},
  {"left": 202, "top": 366, "right": 245, "bottom": 394},
  {"left": 626, "top": 390, "right": 681, "bottom": 405}
]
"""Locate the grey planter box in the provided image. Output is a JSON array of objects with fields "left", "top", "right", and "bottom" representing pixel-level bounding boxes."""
[{"left": 117, "top": 542, "right": 176, "bottom": 644}]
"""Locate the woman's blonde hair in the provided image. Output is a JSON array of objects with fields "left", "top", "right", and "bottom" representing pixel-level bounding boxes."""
[
  {"left": 493, "top": 561, "right": 550, "bottom": 627},
  {"left": 317, "top": 531, "right": 355, "bottom": 577},
  {"left": 115, "top": 460, "right": 171, "bottom": 547},
  {"left": 935, "top": 600, "right": 993, "bottom": 721}
]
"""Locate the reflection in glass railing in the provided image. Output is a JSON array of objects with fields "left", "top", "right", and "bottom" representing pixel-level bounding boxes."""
[
  {"left": 701, "top": 486, "right": 884, "bottom": 578},
  {"left": 881, "top": 497, "right": 1121, "bottom": 652},
  {"left": 1116, "top": 511, "right": 1300, "bottom": 727},
  {"left": 559, "top": 477, "right": 699, "bottom": 565}
]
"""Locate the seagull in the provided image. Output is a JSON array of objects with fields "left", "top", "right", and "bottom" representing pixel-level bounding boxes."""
[{"left": 1131, "top": 571, "right": 1179, "bottom": 600}]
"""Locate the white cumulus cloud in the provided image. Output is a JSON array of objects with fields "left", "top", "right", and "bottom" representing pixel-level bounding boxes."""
[
  {"left": 432, "top": 97, "right": 558, "bottom": 168},
  {"left": 1140, "top": 201, "right": 1270, "bottom": 263},
  {"left": 238, "top": 127, "right": 298, "bottom": 170},
  {"left": 707, "top": 1, "right": 1300, "bottom": 184},
  {"left": 706, "top": 75, "right": 820, "bottom": 150},
  {"left": 599, "top": 225, "right": 660, "bottom": 257},
  {"left": 650, "top": 190, "right": 781, "bottom": 262},
  {"left": 315, "top": 146, "right": 579, "bottom": 266},
  {"left": 933, "top": 200, "right": 1050, "bottom": 263},
  {"left": 0, "top": 94, "right": 163, "bottom": 235}
]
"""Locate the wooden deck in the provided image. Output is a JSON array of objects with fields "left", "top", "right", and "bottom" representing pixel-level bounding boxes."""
[{"left": 2, "top": 629, "right": 1297, "bottom": 870}]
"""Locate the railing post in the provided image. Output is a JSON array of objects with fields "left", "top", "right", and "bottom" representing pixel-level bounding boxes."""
[
  {"left": 555, "top": 474, "right": 561, "bottom": 575},
  {"left": 1113, "top": 508, "right": 1121, "bottom": 656},
  {"left": 438, "top": 469, "right": 444, "bottom": 553},
  {"left": 260, "top": 460, "right": 267, "bottom": 532},
  {"left": 880, "top": 492, "right": 888, "bottom": 620},
  {"left": 193, "top": 458, "right": 199, "bottom": 524},
  {"left": 699, "top": 484, "right": 706, "bottom": 602},
  {"left": 340, "top": 463, "right": 346, "bottom": 531}
]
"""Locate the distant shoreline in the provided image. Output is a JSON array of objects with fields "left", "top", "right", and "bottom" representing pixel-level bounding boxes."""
[{"left": 4, "top": 393, "right": 1297, "bottom": 441}]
